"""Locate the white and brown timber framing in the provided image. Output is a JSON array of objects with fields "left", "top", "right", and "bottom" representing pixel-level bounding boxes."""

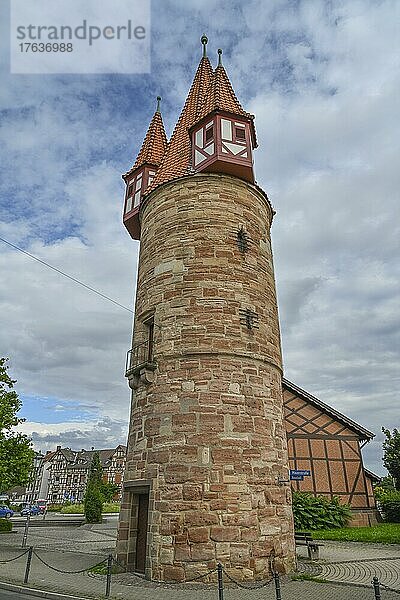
[{"left": 282, "top": 379, "right": 378, "bottom": 525}]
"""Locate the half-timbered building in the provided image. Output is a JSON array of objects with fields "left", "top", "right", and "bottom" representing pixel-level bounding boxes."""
[
  {"left": 28, "top": 445, "right": 127, "bottom": 504},
  {"left": 283, "top": 379, "right": 378, "bottom": 525}
]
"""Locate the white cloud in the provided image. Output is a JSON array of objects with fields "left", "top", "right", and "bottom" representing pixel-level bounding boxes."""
[
  {"left": 1, "top": 0, "right": 399, "bottom": 476},
  {"left": 19, "top": 417, "right": 128, "bottom": 452}
]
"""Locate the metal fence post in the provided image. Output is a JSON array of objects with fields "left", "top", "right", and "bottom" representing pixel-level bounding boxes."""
[
  {"left": 21, "top": 514, "right": 30, "bottom": 548},
  {"left": 372, "top": 577, "right": 381, "bottom": 600},
  {"left": 217, "top": 563, "right": 224, "bottom": 600},
  {"left": 105, "top": 554, "right": 113, "bottom": 597},
  {"left": 274, "top": 572, "right": 282, "bottom": 600},
  {"left": 24, "top": 546, "right": 33, "bottom": 584}
]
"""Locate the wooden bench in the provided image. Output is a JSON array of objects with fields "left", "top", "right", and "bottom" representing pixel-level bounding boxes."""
[{"left": 294, "top": 531, "right": 324, "bottom": 560}]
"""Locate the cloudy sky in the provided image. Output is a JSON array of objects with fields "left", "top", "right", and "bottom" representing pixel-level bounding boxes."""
[{"left": 0, "top": 0, "right": 398, "bottom": 475}]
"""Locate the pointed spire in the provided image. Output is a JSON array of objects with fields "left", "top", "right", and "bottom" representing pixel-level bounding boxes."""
[
  {"left": 196, "top": 57, "right": 249, "bottom": 123},
  {"left": 201, "top": 34, "right": 208, "bottom": 58},
  {"left": 146, "top": 51, "right": 213, "bottom": 193},
  {"left": 129, "top": 101, "right": 168, "bottom": 172}
]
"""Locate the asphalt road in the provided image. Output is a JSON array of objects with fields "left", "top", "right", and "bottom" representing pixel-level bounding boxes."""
[{"left": 0, "top": 591, "right": 48, "bottom": 599}]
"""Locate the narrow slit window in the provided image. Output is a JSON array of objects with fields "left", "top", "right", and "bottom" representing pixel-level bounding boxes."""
[
  {"left": 237, "top": 227, "right": 249, "bottom": 253},
  {"left": 145, "top": 316, "right": 155, "bottom": 362}
]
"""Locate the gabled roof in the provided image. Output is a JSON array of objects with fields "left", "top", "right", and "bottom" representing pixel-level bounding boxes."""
[
  {"left": 145, "top": 56, "right": 213, "bottom": 194},
  {"left": 125, "top": 106, "right": 167, "bottom": 178},
  {"left": 44, "top": 446, "right": 126, "bottom": 470},
  {"left": 60, "top": 448, "right": 75, "bottom": 462},
  {"left": 364, "top": 469, "right": 381, "bottom": 482},
  {"left": 282, "top": 378, "right": 375, "bottom": 441}
]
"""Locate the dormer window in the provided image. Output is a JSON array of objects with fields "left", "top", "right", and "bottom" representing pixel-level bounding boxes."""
[
  {"left": 133, "top": 175, "right": 142, "bottom": 208},
  {"left": 190, "top": 114, "right": 254, "bottom": 182},
  {"left": 125, "top": 173, "right": 143, "bottom": 215},
  {"left": 234, "top": 126, "right": 246, "bottom": 142},
  {"left": 123, "top": 165, "right": 160, "bottom": 240},
  {"left": 147, "top": 170, "right": 156, "bottom": 187},
  {"left": 205, "top": 124, "right": 214, "bottom": 143}
]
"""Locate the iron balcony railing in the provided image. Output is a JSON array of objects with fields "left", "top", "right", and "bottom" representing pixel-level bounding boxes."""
[{"left": 125, "top": 340, "right": 154, "bottom": 377}]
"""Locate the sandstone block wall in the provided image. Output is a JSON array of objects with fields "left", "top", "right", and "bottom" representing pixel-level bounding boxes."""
[{"left": 117, "top": 174, "right": 296, "bottom": 580}]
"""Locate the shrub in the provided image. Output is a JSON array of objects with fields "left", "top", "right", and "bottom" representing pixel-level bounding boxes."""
[
  {"left": 379, "top": 491, "right": 400, "bottom": 523},
  {"left": 375, "top": 487, "right": 400, "bottom": 503},
  {"left": 60, "top": 503, "right": 84, "bottom": 514},
  {"left": 292, "top": 492, "right": 352, "bottom": 530},
  {"left": 84, "top": 487, "right": 103, "bottom": 523},
  {"left": 46, "top": 503, "right": 62, "bottom": 512},
  {"left": 103, "top": 502, "right": 120, "bottom": 514},
  {"left": 0, "top": 518, "right": 12, "bottom": 533}
]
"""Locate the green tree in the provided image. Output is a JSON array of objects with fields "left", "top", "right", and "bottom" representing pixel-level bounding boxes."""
[
  {"left": 100, "top": 481, "right": 119, "bottom": 503},
  {"left": 382, "top": 427, "right": 400, "bottom": 491},
  {"left": 377, "top": 475, "right": 396, "bottom": 492},
  {"left": 0, "top": 358, "right": 34, "bottom": 492},
  {"left": 84, "top": 451, "right": 103, "bottom": 523}
]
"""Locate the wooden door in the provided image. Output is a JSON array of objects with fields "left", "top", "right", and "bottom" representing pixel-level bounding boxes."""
[{"left": 135, "top": 492, "right": 149, "bottom": 573}]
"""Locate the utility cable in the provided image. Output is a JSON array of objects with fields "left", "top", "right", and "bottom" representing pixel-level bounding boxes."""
[{"left": 0, "top": 236, "right": 134, "bottom": 314}]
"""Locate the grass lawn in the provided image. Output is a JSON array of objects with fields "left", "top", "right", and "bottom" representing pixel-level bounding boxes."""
[{"left": 313, "top": 523, "right": 400, "bottom": 544}]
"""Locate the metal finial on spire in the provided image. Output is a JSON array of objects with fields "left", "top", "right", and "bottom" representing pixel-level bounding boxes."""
[
  {"left": 217, "top": 48, "right": 223, "bottom": 66},
  {"left": 156, "top": 96, "right": 161, "bottom": 113},
  {"left": 201, "top": 34, "right": 208, "bottom": 58}
]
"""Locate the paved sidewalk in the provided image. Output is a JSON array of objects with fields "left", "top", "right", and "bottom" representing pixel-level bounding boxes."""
[
  {"left": 297, "top": 540, "right": 400, "bottom": 591},
  {"left": 1, "top": 523, "right": 400, "bottom": 599}
]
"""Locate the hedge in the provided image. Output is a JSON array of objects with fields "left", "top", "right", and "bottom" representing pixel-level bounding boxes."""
[
  {"left": 0, "top": 518, "right": 12, "bottom": 533},
  {"left": 380, "top": 496, "right": 400, "bottom": 523},
  {"left": 375, "top": 488, "right": 400, "bottom": 523}
]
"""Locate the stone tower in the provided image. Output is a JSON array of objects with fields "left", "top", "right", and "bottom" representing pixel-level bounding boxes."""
[{"left": 117, "top": 37, "right": 295, "bottom": 581}]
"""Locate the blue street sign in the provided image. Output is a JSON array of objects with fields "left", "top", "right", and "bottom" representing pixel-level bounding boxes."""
[
  {"left": 290, "top": 474, "right": 304, "bottom": 481},
  {"left": 290, "top": 469, "right": 311, "bottom": 477}
]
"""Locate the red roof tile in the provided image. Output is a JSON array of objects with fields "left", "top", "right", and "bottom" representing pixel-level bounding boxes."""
[
  {"left": 127, "top": 109, "right": 167, "bottom": 176},
  {"left": 196, "top": 63, "right": 250, "bottom": 122},
  {"left": 145, "top": 56, "right": 213, "bottom": 194}
]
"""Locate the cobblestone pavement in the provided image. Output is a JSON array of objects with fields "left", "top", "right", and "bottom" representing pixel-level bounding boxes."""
[
  {"left": 297, "top": 540, "right": 400, "bottom": 591},
  {"left": 1, "top": 519, "right": 117, "bottom": 555},
  {"left": 1, "top": 524, "right": 400, "bottom": 599}
]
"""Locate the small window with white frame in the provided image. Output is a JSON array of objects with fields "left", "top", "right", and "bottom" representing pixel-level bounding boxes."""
[
  {"left": 234, "top": 123, "right": 246, "bottom": 143},
  {"left": 204, "top": 122, "right": 214, "bottom": 144}
]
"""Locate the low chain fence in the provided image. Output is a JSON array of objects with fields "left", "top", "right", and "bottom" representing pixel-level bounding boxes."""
[{"left": 0, "top": 547, "right": 399, "bottom": 598}]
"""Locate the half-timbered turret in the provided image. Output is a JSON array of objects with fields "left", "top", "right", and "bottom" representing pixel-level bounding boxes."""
[
  {"left": 190, "top": 48, "right": 257, "bottom": 183},
  {"left": 122, "top": 97, "right": 167, "bottom": 240}
]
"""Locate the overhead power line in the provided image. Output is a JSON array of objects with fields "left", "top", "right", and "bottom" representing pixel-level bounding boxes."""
[{"left": 0, "top": 236, "right": 134, "bottom": 314}]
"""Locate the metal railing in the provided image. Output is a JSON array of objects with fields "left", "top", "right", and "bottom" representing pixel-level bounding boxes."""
[{"left": 125, "top": 341, "right": 154, "bottom": 376}]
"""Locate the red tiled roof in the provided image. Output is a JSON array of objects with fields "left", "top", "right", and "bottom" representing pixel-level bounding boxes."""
[
  {"left": 196, "top": 63, "right": 250, "bottom": 122},
  {"left": 128, "top": 109, "right": 167, "bottom": 174},
  {"left": 145, "top": 56, "right": 213, "bottom": 194}
]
